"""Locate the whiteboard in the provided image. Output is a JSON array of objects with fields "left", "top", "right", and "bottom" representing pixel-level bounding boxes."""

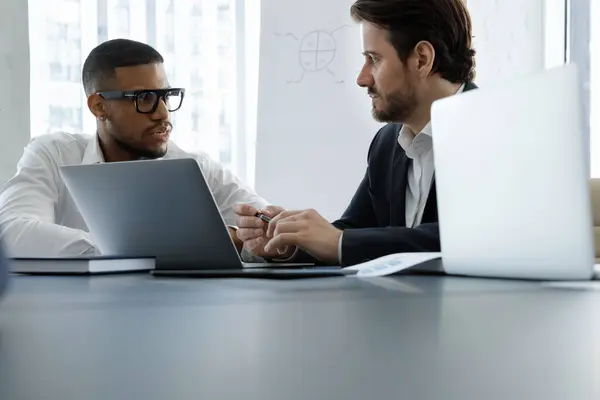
[{"left": 255, "top": 0, "right": 382, "bottom": 221}]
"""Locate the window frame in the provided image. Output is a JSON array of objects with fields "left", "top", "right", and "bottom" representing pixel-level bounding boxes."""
[{"left": 567, "top": 0, "right": 592, "bottom": 174}]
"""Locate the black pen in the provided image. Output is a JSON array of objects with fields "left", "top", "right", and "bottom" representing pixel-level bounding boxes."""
[{"left": 255, "top": 212, "right": 272, "bottom": 223}]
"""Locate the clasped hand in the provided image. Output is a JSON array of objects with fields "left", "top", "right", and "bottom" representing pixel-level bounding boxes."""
[{"left": 233, "top": 204, "right": 342, "bottom": 264}]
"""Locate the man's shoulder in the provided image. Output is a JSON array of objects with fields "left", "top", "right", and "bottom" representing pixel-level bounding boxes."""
[
  {"left": 27, "top": 132, "right": 92, "bottom": 154},
  {"left": 165, "top": 140, "right": 195, "bottom": 158},
  {"left": 375, "top": 123, "right": 403, "bottom": 140},
  {"left": 20, "top": 132, "right": 94, "bottom": 169},
  {"left": 165, "top": 141, "right": 216, "bottom": 165},
  {"left": 368, "top": 123, "right": 402, "bottom": 156}
]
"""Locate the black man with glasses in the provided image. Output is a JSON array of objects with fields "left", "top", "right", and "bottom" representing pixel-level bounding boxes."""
[{"left": 0, "top": 39, "right": 267, "bottom": 259}]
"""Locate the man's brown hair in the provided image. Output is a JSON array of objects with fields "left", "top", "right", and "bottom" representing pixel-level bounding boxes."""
[{"left": 351, "top": 0, "right": 476, "bottom": 83}]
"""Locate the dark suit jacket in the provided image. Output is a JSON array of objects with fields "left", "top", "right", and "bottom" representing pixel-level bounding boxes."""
[{"left": 298, "top": 82, "right": 478, "bottom": 266}]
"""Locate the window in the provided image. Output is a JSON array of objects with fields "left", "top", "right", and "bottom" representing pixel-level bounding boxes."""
[
  {"left": 192, "top": 1, "right": 202, "bottom": 16},
  {"left": 569, "top": 0, "right": 593, "bottom": 175},
  {"left": 112, "top": 0, "right": 130, "bottom": 38},
  {"left": 48, "top": 106, "right": 83, "bottom": 133},
  {"left": 28, "top": 0, "right": 260, "bottom": 184}
]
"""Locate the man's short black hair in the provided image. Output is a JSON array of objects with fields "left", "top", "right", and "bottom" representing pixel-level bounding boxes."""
[{"left": 82, "top": 38, "right": 164, "bottom": 96}]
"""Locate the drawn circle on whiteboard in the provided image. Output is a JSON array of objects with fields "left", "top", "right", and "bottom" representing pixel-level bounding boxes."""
[{"left": 298, "top": 30, "right": 336, "bottom": 72}]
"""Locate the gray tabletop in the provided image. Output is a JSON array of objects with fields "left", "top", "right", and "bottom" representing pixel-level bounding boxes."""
[{"left": 1, "top": 273, "right": 599, "bottom": 400}]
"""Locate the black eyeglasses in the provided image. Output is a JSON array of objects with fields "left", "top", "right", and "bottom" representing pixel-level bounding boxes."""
[{"left": 96, "top": 88, "right": 186, "bottom": 114}]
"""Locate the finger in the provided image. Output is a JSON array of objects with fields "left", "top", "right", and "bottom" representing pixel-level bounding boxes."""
[
  {"left": 273, "top": 220, "right": 308, "bottom": 237},
  {"left": 236, "top": 228, "right": 265, "bottom": 242},
  {"left": 244, "top": 237, "right": 267, "bottom": 254},
  {"left": 235, "top": 215, "right": 264, "bottom": 229},
  {"left": 263, "top": 205, "right": 284, "bottom": 218},
  {"left": 277, "top": 245, "right": 290, "bottom": 255},
  {"left": 270, "top": 213, "right": 308, "bottom": 236},
  {"left": 264, "top": 233, "right": 299, "bottom": 253},
  {"left": 266, "top": 210, "right": 304, "bottom": 237},
  {"left": 266, "top": 213, "right": 284, "bottom": 238},
  {"left": 276, "top": 212, "right": 308, "bottom": 224},
  {"left": 233, "top": 203, "right": 259, "bottom": 216}
]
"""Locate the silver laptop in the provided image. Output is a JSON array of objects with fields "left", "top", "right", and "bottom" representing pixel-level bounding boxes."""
[
  {"left": 59, "top": 158, "right": 334, "bottom": 276},
  {"left": 431, "top": 63, "right": 598, "bottom": 281}
]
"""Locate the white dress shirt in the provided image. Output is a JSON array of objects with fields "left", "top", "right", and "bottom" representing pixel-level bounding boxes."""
[
  {"left": 398, "top": 123, "right": 435, "bottom": 228},
  {"left": 399, "top": 84, "right": 465, "bottom": 228},
  {"left": 0, "top": 132, "right": 268, "bottom": 257}
]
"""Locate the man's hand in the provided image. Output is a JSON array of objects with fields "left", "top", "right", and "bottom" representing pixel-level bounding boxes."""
[
  {"left": 264, "top": 209, "right": 342, "bottom": 264},
  {"left": 233, "top": 203, "right": 295, "bottom": 258}
]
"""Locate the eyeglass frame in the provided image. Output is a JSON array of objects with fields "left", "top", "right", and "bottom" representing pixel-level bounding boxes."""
[{"left": 96, "top": 88, "right": 186, "bottom": 114}]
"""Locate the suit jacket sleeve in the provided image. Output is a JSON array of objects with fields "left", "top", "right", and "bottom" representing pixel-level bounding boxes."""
[
  {"left": 331, "top": 125, "right": 385, "bottom": 231},
  {"left": 332, "top": 170, "right": 441, "bottom": 265},
  {"left": 292, "top": 125, "right": 441, "bottom": 266},
  {"left": 332, "top": 127, "right": 440, "bottom": 265},
  {"left": 337, "top": 223, "right": 440, "bottom": 266},
  {"left": 286, "top": 130, "right": 381, "bottom": 265}
]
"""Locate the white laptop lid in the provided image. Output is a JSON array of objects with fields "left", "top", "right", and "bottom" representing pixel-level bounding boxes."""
[{"left": 431, "top": 64, "right": 594, "bottom": 280}]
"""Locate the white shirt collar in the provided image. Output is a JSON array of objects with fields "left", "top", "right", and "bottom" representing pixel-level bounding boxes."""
[
  {"left": 398, "top": 83, "right": 466, "bottom": 157},
  {"left": 81, "top": 135, "right": 105, "bottom": 164}
]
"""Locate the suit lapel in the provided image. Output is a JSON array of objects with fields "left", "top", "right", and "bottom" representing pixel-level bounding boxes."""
[
  {"left": 422, "top": 175, "right": 438, "bottom": 223},
  {"left": 390, "top": 142, "right": 410, "bottom": 226}
]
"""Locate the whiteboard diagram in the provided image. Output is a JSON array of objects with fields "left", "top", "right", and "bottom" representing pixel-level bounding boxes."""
[{"left": 274, "top": 25, "right": 352, "bottom": 84}]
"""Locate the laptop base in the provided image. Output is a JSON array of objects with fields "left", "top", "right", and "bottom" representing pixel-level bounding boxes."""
[{"left": 151, "top": 267, "right": 355, "bottom": 279}]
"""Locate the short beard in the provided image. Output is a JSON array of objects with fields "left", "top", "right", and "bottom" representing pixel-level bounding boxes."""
[
  {"left": 371, "top": 88, "right": 417, "bottom": 123},
  {"left": 112, "top": 135, "right": 167, "bottom": 160}
]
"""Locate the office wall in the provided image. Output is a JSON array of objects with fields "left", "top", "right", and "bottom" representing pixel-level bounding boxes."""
[{"left": 0, "top": 0, "right": 30, "bottom": 185}]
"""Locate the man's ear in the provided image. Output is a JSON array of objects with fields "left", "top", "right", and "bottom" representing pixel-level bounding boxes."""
[
  {"left": 413, "top": 40, "right": 435, "bottom": 78},
  {"left": 87, "top": 94, "right": 107, "bottom": 120}
]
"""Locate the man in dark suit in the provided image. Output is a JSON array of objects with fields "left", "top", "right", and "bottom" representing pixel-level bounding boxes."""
[{"left": 234, "top": 0, "right": 477, "bottom": 266}]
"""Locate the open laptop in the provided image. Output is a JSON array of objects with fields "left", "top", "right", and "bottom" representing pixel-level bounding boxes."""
[
  {"left": 60, "top": 159, "right": 352, "bottom": 278},
  {"left": 431, "top": 63, "right": 599, "bottom": 281}
]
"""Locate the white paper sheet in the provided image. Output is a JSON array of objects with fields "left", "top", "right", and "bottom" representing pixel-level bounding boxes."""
[{"left": 344, "top": 252, "right": 443, "bottom": 278}]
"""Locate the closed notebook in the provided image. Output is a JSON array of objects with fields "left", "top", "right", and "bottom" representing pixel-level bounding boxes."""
[{"left": 10, "top": 256, "right": 154, "bottom": 274}]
